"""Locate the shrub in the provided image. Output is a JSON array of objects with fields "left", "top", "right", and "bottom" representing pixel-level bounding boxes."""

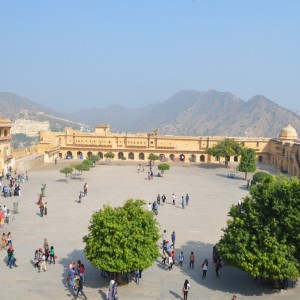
[{"left": 252, "top": 171, "right": 272, "bottom": 183}]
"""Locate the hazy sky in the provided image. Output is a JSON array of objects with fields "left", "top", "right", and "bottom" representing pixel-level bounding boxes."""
[{"left": 1, "top": 0, "right": 299, "bottom": 113}]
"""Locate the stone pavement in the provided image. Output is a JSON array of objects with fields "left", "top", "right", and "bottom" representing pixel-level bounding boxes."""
[{"left": 0, "top": 161, "right": 298, "bottom": 300}]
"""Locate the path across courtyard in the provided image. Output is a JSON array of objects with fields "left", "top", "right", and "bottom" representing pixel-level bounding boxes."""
[{"left": 0, "top": 160, "right": 298, "bottom": 300}]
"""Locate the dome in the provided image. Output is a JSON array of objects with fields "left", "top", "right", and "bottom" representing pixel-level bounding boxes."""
[{"left": 279, "top": 124, "right": 298, "bottom": 141}]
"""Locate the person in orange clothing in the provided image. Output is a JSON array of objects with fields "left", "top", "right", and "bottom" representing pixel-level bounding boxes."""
[{"left": 189, "top": 252, "right": 195, "bottom": 269}]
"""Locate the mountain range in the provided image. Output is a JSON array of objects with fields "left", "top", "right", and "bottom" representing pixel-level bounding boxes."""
[{"left": 1, "top": 90, "right": 300, "bottom": 138}]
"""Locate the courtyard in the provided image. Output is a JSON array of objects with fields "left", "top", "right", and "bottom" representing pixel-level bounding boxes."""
[{"left": 0, "top": 160, "right": 298, "bottom": 300}]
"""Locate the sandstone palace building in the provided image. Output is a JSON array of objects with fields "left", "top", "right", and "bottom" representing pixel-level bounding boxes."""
[
  {"left": 38, "top": 123, "right": 300, "bottom": 178},
  {"left": 0, "top": 118, "right": 13, "bottom": 172}
]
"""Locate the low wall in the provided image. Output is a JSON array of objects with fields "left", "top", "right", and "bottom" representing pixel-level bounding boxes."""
[{"left": 14, "top": 155, "right": 45, "bottom": 172}]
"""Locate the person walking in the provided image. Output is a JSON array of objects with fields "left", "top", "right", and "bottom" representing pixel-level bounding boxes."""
[
  {"left": 44, "top": 202, "right": 48, "bottom": 215},
  {"left": 166, "top": 256, "right": 173, "bottom": 271},
  {"left": 135, "top": 270, "right": 140, "bottom": 284},
  {"left": 179, "top": 251, "right": 184, "bottom": 267},
  {"left": 162, "top": 250, "right": 167, "bottom": 265},
  {"left": 83, "top": 183, "right": 88, "bottom": 196},
  {"left": 215, "top": 260, "right": 222, "bottom": 277},
  {"left": 49, "top": 246, "right": 55, "bottom": 264},
  {"left": 201, "top": 259, "right": 208, "bottom": 279},
  {"left": 7, "top": 232, "right": 12, "bottom": 246},
  {"left": 73, "top": 275, "right": 88, "bottom": 299},
  {"left": 1, "top": 233, "right": 7, "bottom": 250},
  {"left": 111, "top": 281, "right": 118, "bottom": 300},
  {"left": 171, "top": 231, "right": 176, "bottom": 249},
  {"left": 172, "top": 194, "right": 176, "bottom": 205},
  {"left": 38, "top": 254, "right": 47, "bottom": 272},
  {"left": 182, "top": 279, "right": 191, "bottom": 300},
  {"left": 162, "top": 230, "right": 167, "bottom": 247},
  {"left": 68, "top": 267, "right": 76, "bottom": 290},
  {"left": 181, "top": 196, "right": 185, "bottom": 209},
  {"left": 162, "top": 194, "right": 166, "bottom": 205},
  {"left": 157, "top": 194, "right": 161, "bottom": 205},
  {"left": 39, "top": 202, "right": 45, "bottom": 217},
  {"left": 8, "top": 249, "right": 18, "bottom": 268},
  {"left": 189, "top": 252, "right": 195, "bottom": 269},
  {"left": 186, "top": 193, "right": 189, "bottom": 206}
]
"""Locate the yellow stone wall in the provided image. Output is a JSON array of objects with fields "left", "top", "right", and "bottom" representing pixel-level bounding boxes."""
[
  {"left": 0, "top": 118, "right": 13, "bottom": 172},
  {"left": 10, "top": 122, "right": 300, "bottom": 178}
]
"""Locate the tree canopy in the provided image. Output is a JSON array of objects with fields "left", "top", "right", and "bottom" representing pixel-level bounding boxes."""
[
  {"left": 82, "top": 159, "right": 93, "bottom": 167},
  {"left": 148, "top": 153, "right": 159, "bottom": 164},
  {"left": 218, "top": 175, "right": 300, "bottom": 280},
  {"left": 88, "top": 154, "right": 101, "bottom": 163},
  {"left": 157, "top": 163, "right": 170, "bottom": 177},
  {"left": 206, "top": 138, "right": 243, "bottom": 167},
  {"left": 83, "top": 199, "right": 160, "bottom": 274},
  {"left": 59, "top": 166, "right": 73, "bottom": 177},
  {"left": 238, "top": 148, "right": 257, "bottom": 179},
  {"left": 104, "top": 151, "right": 115, "bottom": 160},
  {"left": 252, "top": 171, "right": 273, "bottom": 183},
  {"left": 74, "top": 163, "right": 90, "bottom": 174}
]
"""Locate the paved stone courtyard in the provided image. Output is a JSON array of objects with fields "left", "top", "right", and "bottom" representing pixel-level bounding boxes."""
[{"left": 0, "top": 160, "right": 299, "bottom": 300}]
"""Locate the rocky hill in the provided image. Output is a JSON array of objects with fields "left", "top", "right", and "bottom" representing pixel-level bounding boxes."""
[
  {"left": 1, "top": 90, "right": 300, "bottom": 138},
  {"left": 0, "top": 92, "right": 86, "bottom": 131}
]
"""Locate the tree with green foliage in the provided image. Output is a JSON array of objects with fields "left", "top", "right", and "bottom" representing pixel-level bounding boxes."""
[
  {"left": 104, "top": 151, "right": 115, "bottom": 161},
  {"left": 82, "top": 159, "right": 93, "bottom": 167},
  {"left": 206, "top": 138, "right": 243, "bottom": 167},
  {"left": 88, "top": 154, "right": 101, "bottom": 164},
  {"left": 59, "top": 166, "right": 74, "bottom": 177},
  {"left": 238, "top": 148, "right": 257, "bottom": 179},
  {"left": 83, "top": 199, "right": 160, "bottom": 281},
  {"left": 157, "top": 163, "right": 170, "bottom": 177},
  {"left": 74, "top": 163, "right": 90, "bottom": 174},
  {"left": 148, "top": 153, "right": 159, "bottom": 165},
  {"left": 252, "top": 171, "right": 273, "bottom": 183},
  {"left": 218, "top": 175, "right": 300, "bottom": 283}
]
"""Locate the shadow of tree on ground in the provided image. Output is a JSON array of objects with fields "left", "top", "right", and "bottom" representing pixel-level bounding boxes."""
[
  {"left": 175, "top": 240, "right": 274, "bottom": 297},
  {"left": 59, "top": 249, "right": 110, "bottom": 300}
]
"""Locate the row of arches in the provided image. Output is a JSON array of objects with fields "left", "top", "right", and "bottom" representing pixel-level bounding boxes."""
[
  {"left": 62, "top": 151, "right": 265, "bottom": 163},
  {"left": 63, "top": 151, "right": 209, "bottom": 162}
]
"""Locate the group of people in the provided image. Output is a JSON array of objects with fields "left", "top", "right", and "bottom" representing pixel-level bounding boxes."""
[
  {"left": 148, "top": 193, "right": 190, "bottom": 215},
  {"left": 1, "top": 176, "right": 22, "bottom": 197},
  {"left": 37, "top": 194, "right": 48, "bottom": 217},
  {"left": 160, "top": 228, "right": 224, "bottom": 298},
  {"left": 33, "top": 238, "right": 56, "bottom": 272},
  {"left": 1, "top": 232, "right": 17, "bottom": 268},
  {"left": 67, "top": 259, "right": 87, "bottom": 299},
  {"left": 0, "top": 205, "right": 11, "bottom": 227},
  {"left": 78, "top": 183, "right": 88, "bottom": 203},
  {"left": 137, "top": 164, "right": 145, "bottom": 172}
]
